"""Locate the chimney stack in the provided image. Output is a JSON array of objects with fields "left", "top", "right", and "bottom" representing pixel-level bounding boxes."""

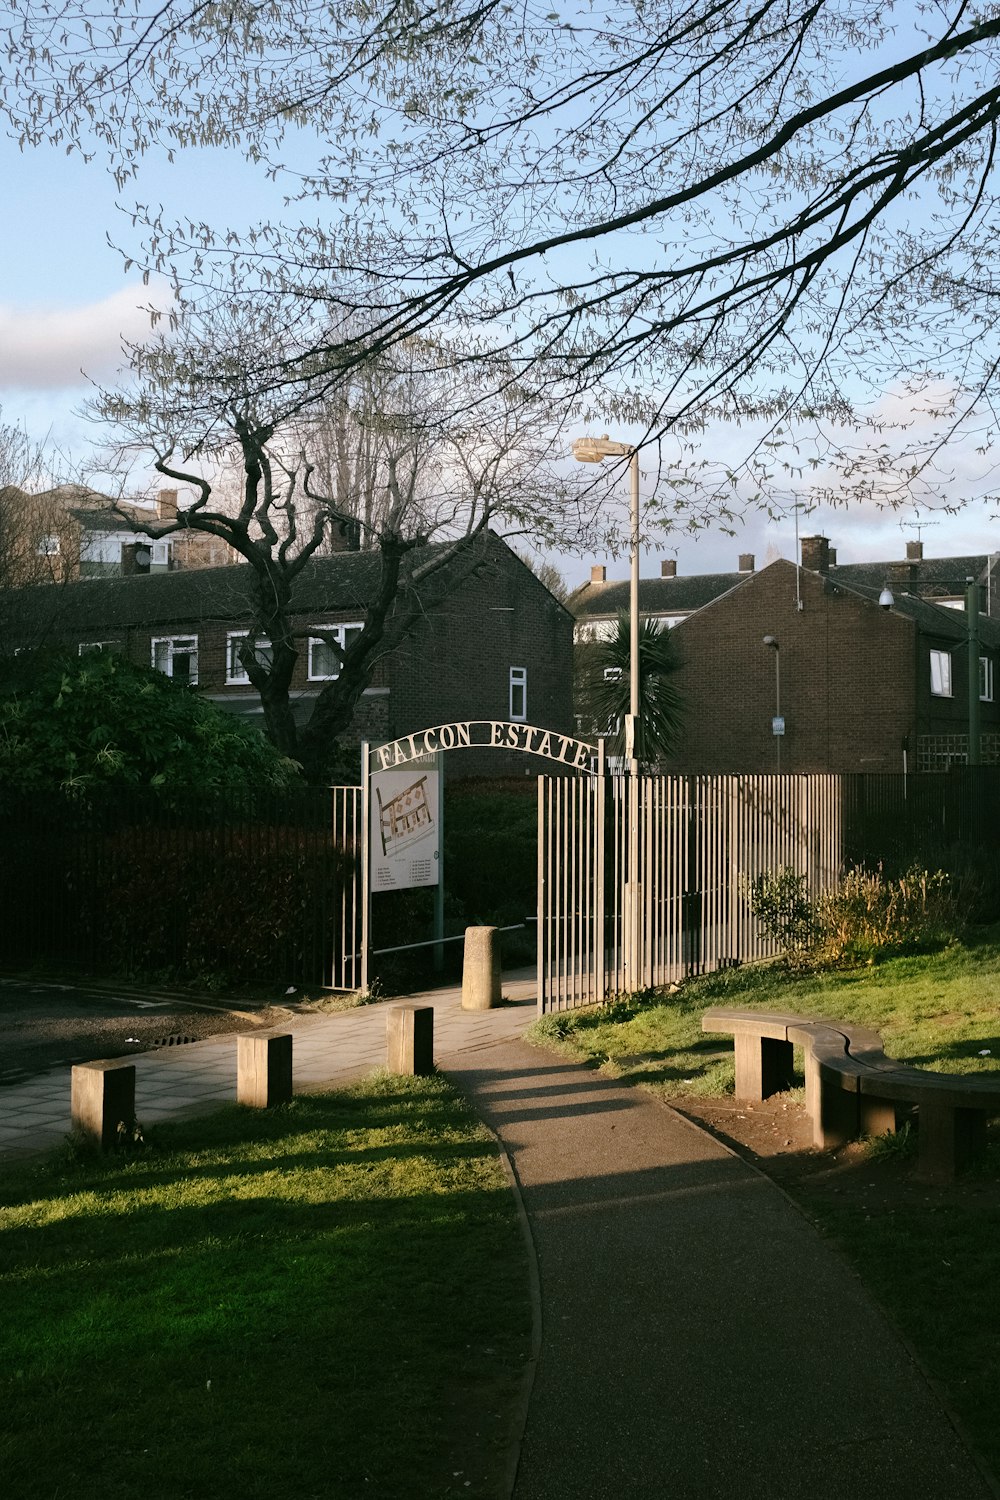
[
  {"left": 590, "top": 564, "right": 606, "bottom": 584},
  {"left": 157, "top": 488, "right": 178, "bottom": 521},
  {"left": 738, "top": 553, "right": 755, "bottom": 573},
  {"left": 800, "top": 535, "right": 831, "bottom": 574},
  {"left": 906, "top": 540, "right": 924, "bottom": 562},
  {"left": 828, "top": 548, "right": 837, "bottom": 567},
  {"left": 661, "top": 559, "right": 677, "bottom": 578}
]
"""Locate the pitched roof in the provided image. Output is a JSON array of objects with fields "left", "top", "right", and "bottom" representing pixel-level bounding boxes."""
[
  {"left": 571, "top": 550, "right": 998, "bottom": 622},
  {"left": 0, "top": 531, "right": 544, "bottom": 635},
  {"left": 570, "top": 570, "right": 747, "bottom": 619}
]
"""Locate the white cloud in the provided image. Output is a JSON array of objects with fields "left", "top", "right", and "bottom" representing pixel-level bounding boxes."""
[{"left": 0, "top": 284, "right": 165, "bottom": 391}]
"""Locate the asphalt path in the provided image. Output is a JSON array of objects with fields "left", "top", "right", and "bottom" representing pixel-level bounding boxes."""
[{"left": 0, "top": 976, "right": 278, "bottom": 1087}]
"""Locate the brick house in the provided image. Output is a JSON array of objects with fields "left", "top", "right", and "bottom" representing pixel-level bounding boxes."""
[
  {"left": 2, "top": 484, "right": 237, "bottom": 581},
  {"left": 571, "top": 538, "right": 1000, "bottom": 774},
  {"left": 5, "top": 531, "right": 573, "bottom": 773}
]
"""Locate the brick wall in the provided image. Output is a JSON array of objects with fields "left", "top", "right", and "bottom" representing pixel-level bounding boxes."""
[{"left": 666, "top": 560, "right": 916, "bottom": 774}]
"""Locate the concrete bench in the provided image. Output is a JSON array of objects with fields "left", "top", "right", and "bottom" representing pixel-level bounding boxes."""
[{"left": 702, "top": 1006, "right": 1000, "bottom": 1184}]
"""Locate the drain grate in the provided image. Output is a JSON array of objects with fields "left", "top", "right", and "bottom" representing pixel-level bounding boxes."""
[{"left": 150, "top": 1033, "right": 200, "bottom": 1049}]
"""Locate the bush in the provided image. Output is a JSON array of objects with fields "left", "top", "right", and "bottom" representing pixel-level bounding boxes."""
[
  {"left": 814, "top": 864, "right": 973, "bottom": 963},
  {"left": 748, "top": 868, "right": 816, "bottom": 953},
  {"left": 749, "top": 862, "right": 975, "bottom": 968}
]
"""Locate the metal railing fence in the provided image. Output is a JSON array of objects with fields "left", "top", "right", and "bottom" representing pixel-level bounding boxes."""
[
  {"left": 538, "top": 768, "right": 1000, "bottom": 1014},
  {"left": 0, "top": 787, "right": 361, "bottom": 989}
]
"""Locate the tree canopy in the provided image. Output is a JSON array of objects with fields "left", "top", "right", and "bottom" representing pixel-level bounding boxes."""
[
  {"left": 5, "top": 1, "right": 1000, "bottom": 516},
  {"left": 0, "top": 650, "right": 299, "bottom": 796}
]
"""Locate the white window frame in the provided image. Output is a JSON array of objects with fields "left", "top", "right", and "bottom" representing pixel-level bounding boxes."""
[
  {"left": 226, "top": 631, "right": 272, "bottom": 685},
  {"left": 307, "top": 621, "right": 364, "bottom": 682},
  {"left": 509, "top": 666, "right": 528, "bottom": 721},
  {"left": 151, "top": 635, "right": 199, "bottom": 684},
  {"left": 150, "top": 540, "right": 170, "bottom": 566},
  {"left": 930, "top": 649, "right": 952, "bottom": 697},
  {"left": 981, "top": 656, "right": 994, "bottom": 703},
  {"left": 36, "top": 534, "right": 60, "bottom": 557}
]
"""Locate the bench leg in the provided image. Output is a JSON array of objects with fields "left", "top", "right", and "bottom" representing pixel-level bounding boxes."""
[
  {"left": 860, "top": 1095, "right": 897, "bottom": 1137},
  {"left": 917, "top": 1104, "right": 986, "bottom": 1184},
  {"left": 803, "top": 1052, "right": 859, "bottom": 1148},
  {"left": 734, "top": 1035, "right": 795, "bottom": 1100}
]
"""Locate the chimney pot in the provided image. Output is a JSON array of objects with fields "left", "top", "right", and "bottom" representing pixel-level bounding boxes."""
[
  {"left": 800, "top": 535, "right": 831, "bottom": 574},
  {"left": 828, "top": 548, "right": 837, "bottom": 567},
  {"left": 157, "top": 488, "right": 178, "bottom": 521},
  {"left": 738, "top": 553, "right": 755, "bottom": 573},
  {"left": 590, "top": 564, "right": 606, "bottom": 584},
  {"left": 661, "top": 559, "right": 677, "bottom": 578},
  {"left": 906, "top": 540, "right": 924, "bottom": 562}
]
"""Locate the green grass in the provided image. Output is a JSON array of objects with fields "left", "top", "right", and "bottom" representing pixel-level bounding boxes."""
[
  {"left": 528, "top": 927, "right": 1000, "bottom": 1481},
  {"left": 527, "top": 927, "right": 1000, "bottom": 1097},
  {"left": 0, "top": 1073, "right": 529, "bottom": 1500}
]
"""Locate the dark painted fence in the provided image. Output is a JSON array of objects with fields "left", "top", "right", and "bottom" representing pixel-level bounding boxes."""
[{"left": 0, "top": 789, "right": 354, "bottom": 988}]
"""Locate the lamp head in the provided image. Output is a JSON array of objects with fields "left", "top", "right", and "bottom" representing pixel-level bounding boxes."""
[
  {"left": 878, "top": 587, "right": 894, "bottom": 610},
  {"left": 762, "top": 635, "right": 779, "bottom": 649}
]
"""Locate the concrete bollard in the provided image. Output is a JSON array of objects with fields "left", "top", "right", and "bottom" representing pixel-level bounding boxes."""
[
  {"left": 238, "top": 1033, "right": 293, "bottom": 1108},
  {"left": 387, "top": 1005, "right": 434, "bottom": 1076},
  {"left": 462, "top": 925, "right": 502, "bottom": 1010},
  {"left": 71, "top": 1060, "right": 137, "bottom": 1151}
]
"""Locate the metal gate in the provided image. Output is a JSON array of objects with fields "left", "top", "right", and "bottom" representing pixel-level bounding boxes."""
[
  {"left": 537, "top": 772, "right": 844, "bottom": 1013},
  {"left": 329, "top": 784, "right": 367, "bottom": 992}
]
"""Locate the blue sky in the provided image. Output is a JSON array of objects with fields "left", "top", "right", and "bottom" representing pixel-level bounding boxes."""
[{"left": 4, "top": 127, "right": 1000, "bottom": 591}]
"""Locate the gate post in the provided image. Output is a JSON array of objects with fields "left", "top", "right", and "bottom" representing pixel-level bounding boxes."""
[{"left": 594, "top": 740, "right": 606, "bottom": 1006}]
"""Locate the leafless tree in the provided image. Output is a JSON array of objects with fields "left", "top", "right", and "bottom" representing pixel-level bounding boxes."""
[{"left": 96, "top": 305, "right": 593, "bottom": 780}]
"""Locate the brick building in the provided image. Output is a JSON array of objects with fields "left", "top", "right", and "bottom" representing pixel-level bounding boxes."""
[
  {"left": 1, "top": 484, "right": 243, "bottom": 582},
  {"left": 571, "top": 538, "right": 1000, "bottom": 774},
  {"left": 4, "top": 531, "right": 573, "bottom": 773}
]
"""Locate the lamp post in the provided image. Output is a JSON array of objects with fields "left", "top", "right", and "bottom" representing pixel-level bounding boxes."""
[
  {"left": 573, "top": 434, "right": 642, "bottom": 989},
  {"left": 763, "top": 635, "right": 781, "bottom": 774}
]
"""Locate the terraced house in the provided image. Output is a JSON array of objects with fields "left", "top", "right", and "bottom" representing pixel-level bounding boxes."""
[
  {"left": 571, "top": 537, "right": 1000, "bottom": 774},
  {"left": 4, "top": 531, "right": 573, "bottom": 774}
]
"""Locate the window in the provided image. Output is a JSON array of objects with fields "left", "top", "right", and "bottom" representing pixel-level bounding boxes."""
[
  {"left": 151, "top": 636, "right": 198, "bottom": 684},
  {"left": 509, "top": 666, "right": 527, "bottom": 721},
  {"left": 78, "top": 641, "right": 123, "bottom": 656},
  {"left": 36, "top": 535, "right": 60, "bottom": 557},
  {"left": 308, "top": 622, "right": 363, "bottom": 681},
  {"left": 226, "top": 632, "right": 273, "bottom": 684},
  {"left": 981, "top": 656, "right": 994, "bottom": 703},
  {"left": 150, "top": 540, "right": 170, "bottom": 568},
  {"left": 930, "top": 650, "right": 952, "bottom": 697}
]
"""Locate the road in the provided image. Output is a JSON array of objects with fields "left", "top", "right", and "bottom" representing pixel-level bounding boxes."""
[{"left": 0, "top": 976, "right": 282, "bottom": 1087}]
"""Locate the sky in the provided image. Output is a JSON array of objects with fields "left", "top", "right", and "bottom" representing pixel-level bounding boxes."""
[{"left": 4, "top": 122, "right": 1000, "bottom": 595}]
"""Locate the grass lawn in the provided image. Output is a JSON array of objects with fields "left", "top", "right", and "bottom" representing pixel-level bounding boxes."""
[
  {"left": 0, "top": 1073, "right": 530, "bottom": 1500},
  {"left": 528, "top": 927, "right": 1000, "bottom": 1480}
]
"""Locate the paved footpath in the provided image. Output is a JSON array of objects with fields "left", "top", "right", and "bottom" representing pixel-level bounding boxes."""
[
  {"left": 1, "top": 976, "right": 993, "bottom": 1497},
  {"left": 0, "top": 974, "right": 537, "bottom": 1161},
  {"left": 444, "top": 1040, "right": 996, "bottom": 1500}
]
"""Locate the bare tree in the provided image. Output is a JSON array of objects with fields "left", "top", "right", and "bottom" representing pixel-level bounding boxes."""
[
  {"left": 6, "top": 1, "right": 1000, "bottom": 511},
  {"left": 96, "top": 306, "right": 592, "bottom": 781},
  {"left": 0, "top": 416, "right": 80, "bottom": 651}
]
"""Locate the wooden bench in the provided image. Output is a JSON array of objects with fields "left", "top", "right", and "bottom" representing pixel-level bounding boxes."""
[{"left": 702, "top": 1006, "right": 1000, "bottom": 1184}]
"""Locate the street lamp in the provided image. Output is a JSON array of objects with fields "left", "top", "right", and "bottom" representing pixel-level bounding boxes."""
[
  {"left": 763, "top": 635, "right": 781, "bottom": 774},
  {"left": 572, "top": 435, "right": 641, "bottom": 777},
  {"left": 573, "top": 433, "right": 642, "bottom": 990}
]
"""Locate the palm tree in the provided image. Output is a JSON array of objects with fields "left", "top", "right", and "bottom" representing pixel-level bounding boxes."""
[{"left": 576, "top": 614, "right": 683, "bottom": 768}]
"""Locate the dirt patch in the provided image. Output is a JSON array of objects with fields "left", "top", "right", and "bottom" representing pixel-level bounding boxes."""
[{"left": 672, "top": 1089, "right": 1000, "bottom": 1213}]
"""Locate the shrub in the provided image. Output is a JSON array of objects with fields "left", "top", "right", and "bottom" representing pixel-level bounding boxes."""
[
  {"left": 749, "top": 862, "right": 975, "bottom": 968},
  {"left": 748, "top": 868, "right": 816, "bottom": 954},
  {"left": 814, "top": 864, "right": 973, "bottom": 963}
]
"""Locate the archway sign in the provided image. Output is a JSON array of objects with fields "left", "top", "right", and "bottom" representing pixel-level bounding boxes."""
[
  {"left": 357, "top": 722, "right": 600, "bottom": 986},
  {"left": 369, "top": 719, "right": 597, "bottom": 773}
]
